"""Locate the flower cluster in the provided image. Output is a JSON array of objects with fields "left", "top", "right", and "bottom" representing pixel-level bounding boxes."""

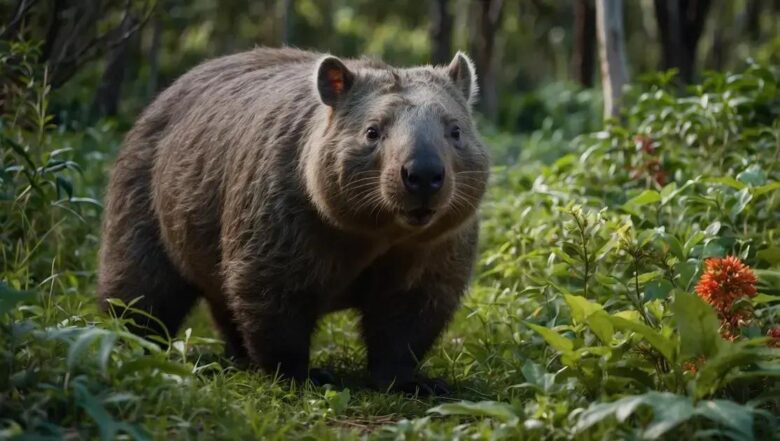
[
  {"left": 630, "top": 135, "right": 667, "bottom": 186},
  {"left": 768, "top": 326, "right": 780, "bottom": 348},
  {"left": 694, "top": 256, "right": 757, "bottom": 340}
]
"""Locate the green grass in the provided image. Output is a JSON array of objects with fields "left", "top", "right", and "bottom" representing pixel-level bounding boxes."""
[{"left": 2, "top": 44, "right": 780, "bottom": 440}]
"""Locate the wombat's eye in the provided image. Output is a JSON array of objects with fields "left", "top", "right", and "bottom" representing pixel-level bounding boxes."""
[
  {"left": 451, "top": 126, "right": 461, "bottom": 141},
  {"left": 366, "top": 127, "right": 380, "bottom": 141}
]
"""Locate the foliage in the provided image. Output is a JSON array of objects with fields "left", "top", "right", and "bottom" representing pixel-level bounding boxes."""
[{"left": 2, "top": 38, "right": 780, "bottom": 441}]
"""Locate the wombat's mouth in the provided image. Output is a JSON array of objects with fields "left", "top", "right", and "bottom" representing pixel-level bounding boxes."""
[{"left": 401, "top": 208, "right": 436, "bottom": 227}]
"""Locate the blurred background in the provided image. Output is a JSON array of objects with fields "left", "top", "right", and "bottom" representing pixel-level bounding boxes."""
[{"left": 2, "top": 0, "right": 780, "bottom": 161}]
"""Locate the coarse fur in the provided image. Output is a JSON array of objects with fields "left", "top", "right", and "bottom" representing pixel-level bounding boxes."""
[{"left": 98, "top": 47, "right": 489, "bottom": 393}]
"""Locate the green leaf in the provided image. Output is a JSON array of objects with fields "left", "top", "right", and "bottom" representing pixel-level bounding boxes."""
[
  {"left": 660, "top": 182, "right": 677, "bottom": 204},
  {"left": 623, "top": 190, "right": 661, "bottom": 210},
  {"left": 704, "top": 176, "right": 746, "bottom": 190},
  {"left": 0, "top": 284, "right": 35, "bottom": 316},
  {"left": 67, "top": 328, "right": 111, "bottom": 371},
  {"left": 98, "top": 333, "right": 118, "bottom": 377},
  {"left": 672, "top": 291, "right": 723, "bottom": 360},
  {"left": 753, "top": 293, "right": 780, "bottom": 304},
  {"left": 695, "top": 400, "right": 754, "bottom": 441},
  {"left": 660, "top": 233, "right": 684, "bottom": 260},
  {"left": 607, "top": 316, "right": 674, "bottom": 362},
  {"left": 756, "top": 247, "right": 780, "bottom": 265},
  {"left": 637, "top": 271, "right": 663, "bottom": 285},
  {"left": 563, "top": 294, "right": 603, "bottom": 323},
  {"left": 575, "top": 392, "right": 695, "bottom": 439},
  {"left": 701, "top": 240, "right": 726, "bottom": 259},
  {"left": 753, "top": 181, "right": 780, "bottom": 197},
  {"left": 704, "top": 221, "right": 721, "bottom": 236},
  {"left": 561, "top": 241, "right": 583, "bottom": 260},
  {"left": 73, "top": 382, "right": 119, "bottom": 441},
  {"left": 325, "top": 388, "right": 351, "bottom": 414},
  {"left": 683, "top": 232, "right": 706, "bottom": 256},
  {"left": 694, "top": 343, "right": 762, "bottom": 399},
  {"left": 520, "top": 360, "right": 559, "bottom": 394},
  {"left": 526, "top": 323, "right": 574, "bottom": 353},
  {"left": 729, "top": 188, "right": 753, "bottom": 219},
  {"left": 428, "top": 401, "right": 519, "bottom": 423},
  {"left": 642, "top": 393, "right": 695, "bottom": 439},
  {"left": 674, "top": 259, "right": 699, "bottom": 290},
  {"left": 737, "top": 165, "right": 766, "bottom": 186},
  {"left": 586, "top": 311, "right": 615, "bottom": 344},
  {"left": 644, "top": 280, "right": 673, "bottom": 301}
]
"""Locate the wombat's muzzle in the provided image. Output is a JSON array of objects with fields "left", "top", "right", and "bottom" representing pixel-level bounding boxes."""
[{"left": 400, "top": 157, "right": 444, "bottom": 199}]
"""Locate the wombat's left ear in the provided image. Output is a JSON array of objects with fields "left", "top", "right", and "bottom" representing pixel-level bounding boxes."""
[
  {"left": 447, "top": 52, "right": 478, "bottom": 106},
  {"left": 316, "top": 56, "right": 355, "bottom": 107}
]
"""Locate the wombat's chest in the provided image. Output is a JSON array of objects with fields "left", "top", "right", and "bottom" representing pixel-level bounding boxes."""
[{"left": 315, "top": 240, "right": 427, "bottom": 313}]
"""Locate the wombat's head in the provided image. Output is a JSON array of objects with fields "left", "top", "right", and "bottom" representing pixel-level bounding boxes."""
[{"left": 304, "top": 53, "right": 489, "bottom": 239}]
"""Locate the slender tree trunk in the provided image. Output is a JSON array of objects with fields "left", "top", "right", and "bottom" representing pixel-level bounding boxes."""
[
  {"left": 595, "top": 0, "right": 628, "bottom": 120},
  {"left": 572, "top": 0, "right": 596, "bottom": 87},
  {"left": 429, "top": 0, "right": 453, "bottom": 65},
  {"left": 469, "top": 0, "right": 503, "bottom": 122},
  {"left": 279, "top": 0, "right": 293, "bottom": 45},
  {"left": 653, "top": 0, "right": 711, "bottom": 83},
  {"left": 147, "top": 13, "right": 162, "bottom": 100},
  {"left": 92, "top": 18, "right": 134, "bottom": 117},
  {"left": 745, "top": 0, "right": 761, "bottom": 42}
]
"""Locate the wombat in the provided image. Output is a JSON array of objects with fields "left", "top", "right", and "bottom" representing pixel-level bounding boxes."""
[{"left": 98, "top": 47, "right": 489, "bottom": 394}]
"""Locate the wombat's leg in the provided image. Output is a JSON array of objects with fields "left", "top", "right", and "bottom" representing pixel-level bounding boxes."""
[
  {"left": 205, "top": 296, "right": 248, "bottom": 361},
  {"left": 227, "top": 288, "right": 318, "bottom": 381},
  {"left": 360, "top": 287, "right": 460, "bottom": 395},
  {"left": 98, "top": 222, "right": 200, "bottom": 340},
  {"left": 98, "top": 158, "right": 200, "bottom": 341}
]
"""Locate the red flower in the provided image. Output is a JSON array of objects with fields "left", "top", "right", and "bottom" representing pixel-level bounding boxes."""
[
  {"left": 694, "top": 256, "right": 757, "bottom": 339},
  {"left": 683, "top": 355, "right": 705, "bottom": 374},
  {"left": 635, "top": 134, "right": 656, "bottom": 154},
  {"left": 768, "top": 326, "right": 780, "bottom": 348}
]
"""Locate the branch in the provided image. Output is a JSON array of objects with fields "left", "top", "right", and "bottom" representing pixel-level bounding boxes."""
[
  {"left": 0, "top": 0, "right": 41, "bottom": 40},
  {"left": 50, "top": 0, "right": 156, "bottom": 87}
]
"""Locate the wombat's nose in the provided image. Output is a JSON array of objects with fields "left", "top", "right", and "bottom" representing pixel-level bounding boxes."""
[{"left": 401, "top": 159, "right": 444, "bottom": 197}]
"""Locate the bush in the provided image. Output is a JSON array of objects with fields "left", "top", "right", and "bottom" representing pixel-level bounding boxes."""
[{"left": 456, "top": 63, "right": 780, "bottom": 439}]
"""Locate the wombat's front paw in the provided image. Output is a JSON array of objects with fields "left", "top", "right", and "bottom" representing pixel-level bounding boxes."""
[
  {"left": 308, "top": 367, "right": 338, "bottom": 386},
  {"left": 397, "top": 376, "right": 451, "bottom": 396}
]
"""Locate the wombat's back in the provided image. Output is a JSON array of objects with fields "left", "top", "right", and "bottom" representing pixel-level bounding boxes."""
[{"left": 102, "top": 48, "right": 325, "bottom": 299}]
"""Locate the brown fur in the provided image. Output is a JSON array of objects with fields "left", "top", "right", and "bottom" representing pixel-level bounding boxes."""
[{"left": 98, "top": 47, "right": 489, "bottom": 393}]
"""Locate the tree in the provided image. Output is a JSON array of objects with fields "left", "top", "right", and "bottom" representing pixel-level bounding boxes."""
[
  {"left": 571, "top": 0, "right": 596, "bottom": 87},
  {"left": 469, "top": 0, "right": 504, "bottom": 122},
  {"left": 429, "top": 0, "right": 453, "bottom": 65},
  {"left": 2, "top": 0, "right": 153, "bottom": 89},
  {"left": 595, "top": 0, "right": 627, "bottom": 120},
  {"left": 653, "top": 0, "right": 711, "bottom": 84},
  {"left": 92, "top": 16, "right": 137, "bottom": 117}
]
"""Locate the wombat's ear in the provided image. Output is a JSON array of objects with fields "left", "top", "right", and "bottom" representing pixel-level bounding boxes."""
[
  {"left": 446, "top": 52, "right": 478, "bottom": 106},
  {"left": 316, "top": 56, "right": 355, "bottom": 107}
]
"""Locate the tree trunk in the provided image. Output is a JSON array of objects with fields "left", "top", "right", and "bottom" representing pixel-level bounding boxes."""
[
  {"left": 92, "top": 18, "right": 135, "bottom": 117},
  {"left": 279, "top": 0, "right": 293, "bottom": 45},
  {"left": 595, "top": 0, "right": 628, "bottom": 120},
  {"left": 469, "top": 0, "right": 503, "bottom": 122},
  {"left": 147, "top": 13, "right": 162, "bottom": 100},
  {"left": 653, "top": 0, "right": 711, "bottom": 84},
  {"left": 745, "top": 0, "right": 761, "bottom": 42},
  {"left": 429, "top": 0, "right": 453, "bottom": 65},
  {"left": 571, "top": 0, "right": 596, "bottom": 87}
]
